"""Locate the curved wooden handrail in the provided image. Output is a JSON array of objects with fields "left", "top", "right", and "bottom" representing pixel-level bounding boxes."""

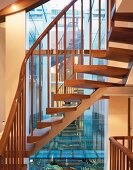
[
  {"left": 109, "top": 136, "right": 133, "bottom": 161},
  {"left": 0, "top": 0, "right": 77, "bottom": 155},
  {"left": 26, "top": 0, "right": 77, "bottom": 58}
]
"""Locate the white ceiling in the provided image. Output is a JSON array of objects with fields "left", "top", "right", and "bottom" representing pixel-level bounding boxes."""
[{"left": 0, "top": 0, "right": 17, "bottom": 10}]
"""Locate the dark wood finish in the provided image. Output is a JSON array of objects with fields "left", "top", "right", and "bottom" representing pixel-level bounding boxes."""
[
  {"left": 37, "top": 117, "right": 63, "bottom": 129},
  {"left": 39, "top": 43, "right": 42, "bottom": 121},
  {"left": 25, "top": 0, "right": 78, "bottom": 58},
  {"left": 1, "top": 0, "right": 133, "bottom": 169},
  {"left": 56, "top": 23, "right": 58, "bottom": 93},
  {"left": 110, "top": 136, "right": 133, "bottom": 170},
  {"left": 114, "top": 13, "right": 133, "bottom": 22},
  {"left": 107, "top": 47, "right": 133, "bottom": 62},
  {"left": 92, "top": 47, "right": 133, "bottom": 62},
  {"left": 0, "top": 1, "right": 78, "bottom": 169},
  {"left": 46, "top": 106, "right": 77, "bottom": 114},
  {"left": 109, "top": 27, "right": 133, "bottom": 44},
  {"left": 53, "top": 94, "right": 109, "bottom": 101},
  {"left": 29, "top": 49, "right": 107, "bottom": 57},
  {"left": 64, "top": 79, "right": 123, "bottom": 89},
  {"left": 30, "top": 55, "right": 34, "bottom": 136},
  {"left": 74, "top": 65, "right": 129, "bottom": 78},
  {"left": 47, "top": 33, "right": 50, "bottom": 108},
  {"left": 72, "top": 4, "right": 75, "bottom": 77},
  {"left": 27, "top": 127, "right": 51, "bottom": 143},
  {"left": 53, "top": 93, "right": 90, "bottom": 101},
  {"left": 0, "top": 0, "right": 49, "bottom": 22},
  {"left": 25, "top": 88, "right": 109, "bottom": 156},
  {"left": 128, "top": 98, "right": 131, "bottom": 136},
  {"left": 91, "top": 50, "right": 106, "bottom": 58}
]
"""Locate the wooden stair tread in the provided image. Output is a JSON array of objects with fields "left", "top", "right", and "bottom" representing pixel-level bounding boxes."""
[
  {"left": 74, "top": 65, "right": 129, "bottom": 78},
  {"left": 106, "top": 47, "right": 133, "bottom": 62},
  {"left": 114, "top": 13, "right": 133, "bottom": 22},
  {"left": 93, "top": 47, "right": 133, "bottom": 62},
  {"left": 64, "top": 79, "right": 123, "bottom": 89},
  {"left": 37, "top": 116, "right": 63, "bottom": 129},
  {"left": 54, "top": 93, "right": 109, "bottom": 101},
  {"left": 53, "top": 93, "right": 91, "bottom": 101},
  {"left": 46, "top": 106, "right": 77, "bottom": 114},
  {"left": 27, "top": 127, "right": 51, "bottom": 143},
  {"left": 90, "top": 50, "right": 106, "bottom": 58},
  {"left": 109, "top": 27, "right": 133, "bottom": 44}
]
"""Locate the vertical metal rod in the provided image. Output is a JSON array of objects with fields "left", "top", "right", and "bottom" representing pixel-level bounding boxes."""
[
  {"left": 11, "top": 126, "right": 13, "bottom": 166},
  {"left": 23, "top": 76, "right": 26, "bottom": 150},
  {"left": 16, "top": 108, "right": 19, "bottom": 165},
  {"left": 106, "top": 0, "right": 109, "bottom": 48},
  {"left": 110, "top": 142, "right": 112, "bottom": 170},
  {"left": 19, "top": 99, "right": 21, "bottom": 165},
  {"left": 72, "top": 4, "right": 75, "bottom": 78},
  {"left": 21, "top": 90, "right": 24, "bottom": 164},
  {"left": 7, "top": 139, "right": 9, "bottom": 169},
  {"left": 89, "top": 0, "right": 92, "bottom": 65},
  {"left": 81, "top": 0, "right": 84, "bottom": 65},
  {"left": 120, "top": 151, "right": 122, "bottom": 170},
  {"left": 56, "top": 23, "right": 58, "bottom": 94},
  {"left": 18, "top": 103, "right": 20, "bottom": 166},
  {"left": 64, "top": 13, "right": 67, "bottom": 93},
  {"left": 30, "top": 55, "right": 34, "bottom": 135},
  {"left": 47, "top": 33, "right": 50, "bottom": 107},
  {"left": 21, "top": 97, "right": 23, "bottom": 164},
  {"left": 14, "top": 117, "right": 16, "bottom": 168},
  {"left": 117, "top": 148, "right": 119, "bottom": 169},
  {"left": 39, "top": 43, "right": 42, "bottom": 120},
  {"left": 123, "top": 153, "right": 125, "bottom": 170},
  {"left": 98, "top": 0, "right": 101, "bottom": 49},
  {"left": 21, "top": 91, "right": 23, "bottom": 163},
  {"left": 127, "top": 156, "right": 129, "bottom": 169},
  {"left": 128, "top": 98, "right": 131, "bottom": 136},
  {"left": 113, "top": 145, "right": 115, "bottom": 170},
  {"left": 131, "top": 139, "right": 132, "bottom": 151},
  {"left": 114, "top": 146, "right": 116, "bottom": 169},
  {"left": 123, "top": 139, "right": 125, "bottom": 146}
]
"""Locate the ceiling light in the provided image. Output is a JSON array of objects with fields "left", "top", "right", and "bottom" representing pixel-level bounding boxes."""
[{"left": 12, "top": 5, "right": 17, "bottom": 11}]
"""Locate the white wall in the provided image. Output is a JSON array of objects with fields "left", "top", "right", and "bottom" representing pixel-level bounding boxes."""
[
  {"left": 5, "top": 11, "right": 26, "bottom": 119},
  {"left": 0, "top": 26, "right": 5, "bottom": 132},
  {"left": 108, "top": 96, "right": 128, "bottom": 137},
  {"left": 108, "top": 96, "right": 128, "bottom": 170}
]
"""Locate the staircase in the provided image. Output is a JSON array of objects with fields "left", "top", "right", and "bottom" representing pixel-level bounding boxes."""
[{"left": 0, "top": 0, "right": 133, "bottom": 169}]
